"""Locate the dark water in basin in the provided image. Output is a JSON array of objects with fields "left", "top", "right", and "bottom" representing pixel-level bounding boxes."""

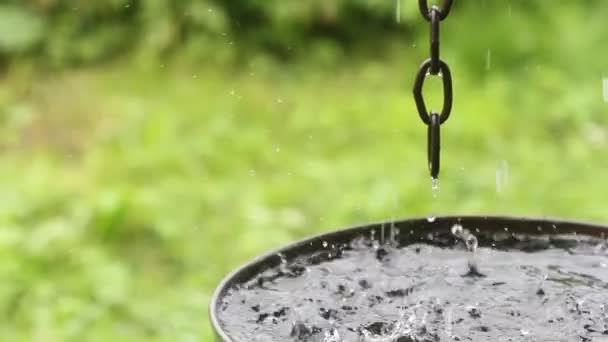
[{"left": 218, "top": 229, "right": 608, "bottom": 341}]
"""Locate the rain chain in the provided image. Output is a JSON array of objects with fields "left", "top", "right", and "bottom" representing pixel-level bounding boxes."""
[{"left": 413, "top": 0, "right": 454, "bottom": 180}]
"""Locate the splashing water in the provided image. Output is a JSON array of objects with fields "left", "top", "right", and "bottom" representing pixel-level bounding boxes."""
[
  {"left": 323, "top": 327, "right": 340, "bottom": 342},
  {"left": 451, "top": 224, "right": 483, "bottom": 276},
  {"left": 220, "top": 231, "right": 608, "bottom": 341}
]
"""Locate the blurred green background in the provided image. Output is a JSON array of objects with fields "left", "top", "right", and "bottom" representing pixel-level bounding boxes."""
[{"left": 0, "top": 0, "right": 607, "bottom": 340}]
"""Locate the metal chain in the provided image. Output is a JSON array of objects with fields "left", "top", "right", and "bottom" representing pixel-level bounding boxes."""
[{"left": 413, "top": 0, "right": 454, "bottom": 180}]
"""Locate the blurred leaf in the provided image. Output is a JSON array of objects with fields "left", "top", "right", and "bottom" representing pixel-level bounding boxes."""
[{"left": 0, "top": 5, "right": 45, "bottom": 52}]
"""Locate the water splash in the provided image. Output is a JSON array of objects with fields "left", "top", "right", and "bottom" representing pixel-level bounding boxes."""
[
  {"left": 323, "top": 327, "right": 340, "bottom": 342},
  {"left": 451, "top": 224, "right": 484, "bottom": 277},
  {"left": 465, "top": 234, "right": 478, "bottom": 253}
]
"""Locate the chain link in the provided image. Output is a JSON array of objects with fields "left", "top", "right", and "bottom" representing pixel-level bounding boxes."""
[
  {"left": 413, "top": 0, "right": 455, "bottom": 179},
  {"left": 418, "top": 0, "right": 454, "bottom": 21}
]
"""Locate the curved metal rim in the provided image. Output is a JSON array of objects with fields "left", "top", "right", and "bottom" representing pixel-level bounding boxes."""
[{"left": 209, "top": 215, "right": 608, "bottom": 342}]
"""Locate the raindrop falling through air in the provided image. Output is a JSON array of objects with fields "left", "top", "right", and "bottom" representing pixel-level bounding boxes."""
[
  {"left": 486, "top": 49, "right": 492, "bottom": 71},
  {"left": 496, "top": 160, "right": 509, "bottom": 194},
  {"left": 396, "top": 0, "right": 401, "bottom": 23},
  {"left": 431, "top": 178, "right": 439, "bottom": 198}
]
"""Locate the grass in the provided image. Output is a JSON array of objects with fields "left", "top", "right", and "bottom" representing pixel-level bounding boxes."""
[{"left": 0, "top": 37, "right": 607, "bottom": 340}]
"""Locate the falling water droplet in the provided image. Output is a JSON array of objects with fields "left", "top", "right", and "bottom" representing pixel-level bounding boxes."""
[
  {"left": 431, "top": 178, "right": 439, "bottom": 198},
  {"left": 486, "top": 49, "right": 492, "bottom": 71},
  {"left": 395, "top": 0, "right": 401, "bottom": 23},
  {"left": 496, "top": 160, "right": 509, "bottom": 194}
]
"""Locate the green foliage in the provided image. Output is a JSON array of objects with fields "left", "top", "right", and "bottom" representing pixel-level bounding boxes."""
[
  {"left": 0, "top": 1, "right": 607, "bottom": 341},
  {"left": 0, "top": 5, "right": 45, "bottom": 53},
  {"left": 0, "top": 0, "right": 413, "bottom": 67}
]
